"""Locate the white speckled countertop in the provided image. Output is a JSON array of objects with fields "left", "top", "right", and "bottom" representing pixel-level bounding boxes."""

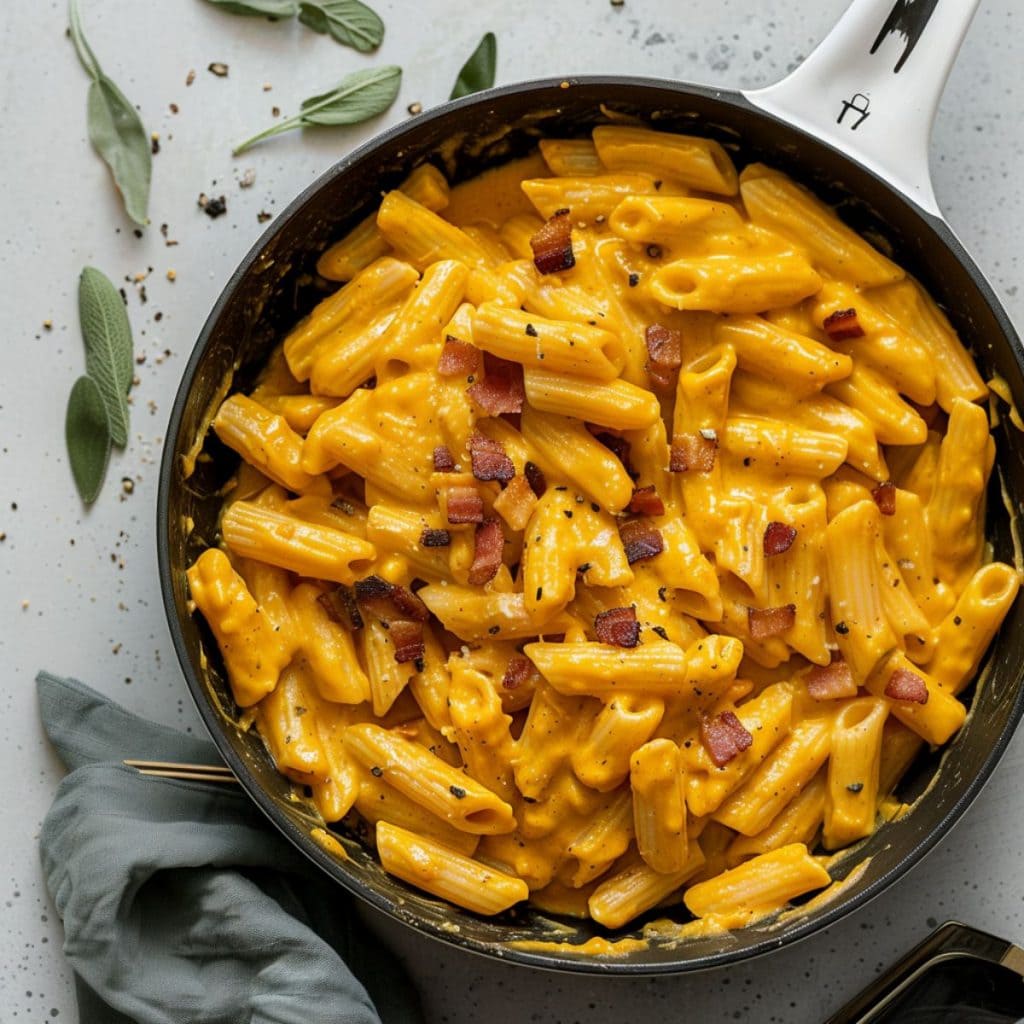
[{"left": 2, "top": 1, "right": 1023, "bottom": 1020}]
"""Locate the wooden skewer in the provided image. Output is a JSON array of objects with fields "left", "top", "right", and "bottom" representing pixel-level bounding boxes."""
[{"left": 122, "top": 759, "right": 238, "bottom": 783}]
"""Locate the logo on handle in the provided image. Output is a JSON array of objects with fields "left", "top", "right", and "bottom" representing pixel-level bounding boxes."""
[
  {"left": 870, "top": 0, "right": 941, "bottom": 72},
  {"left": 837, "top": 93, "right": 871, "bottom": 130}
]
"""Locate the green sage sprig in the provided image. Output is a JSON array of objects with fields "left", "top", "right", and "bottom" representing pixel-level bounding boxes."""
[
  {"left": 299, "top": 1, "right": 384, "bottom": 52},
  {"left": 202, "top": 0, "right": 298, "bottom": 15},
  {"left": 201, "top": 0, "right": 384, "bottom": 51},
  {"left": 450, "top": 32, "right": 497, "bottom": 99},
  {"left": 68, "top": 0, "right": 151, "bottom": 226},
  {"left": 65, "top": 268, "right": 135, "bottom": 503},
  {"left": 233, "top": 65, "right": 402, "bottom": 154}
]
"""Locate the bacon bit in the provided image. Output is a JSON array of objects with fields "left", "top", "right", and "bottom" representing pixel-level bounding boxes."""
[
  {"left": 467, "top": 356, "right": 525, "bottom": 415},
  {"left": 524, "top": 460, "right": 547, "bottom": 497},
  {"left": 467, "top": 517, "right": 504, "bottom": 585},
  {"left": 420, "top": 527, "right": 451, "bottom": 547},
  {"left": 669, "top": 433, "right": 717, "bottom": 473},
  {"left": 764, "top": 521, "right": 798, "bottom": 557},
  {"left": 433, "top": 445, "right": 457, "bottom": 472},
  {"left": 700, "top": 711, "right": 753, "bottom": 768},
  {"left": 620, "top": 519, "right": 664, "bottom": 565},
  {"left": 885, "top": 667, "right": 929, "bottom": 705},
  {"left": 469, "top": 432, "right": 515, "bottom": 483},
  {"left": 823, "top": 308, "right": 865, "bottom": 341},
  {"left": 354, "top": 576, "right": 429, "bottom": 625},
  {"left": 748, "top": 604, "right": 796, "bottom": 640},
  {"left": 871, "top": 481, "right": 896, "bottom": 516},
  {"left": 493, "top": 475, "right": 537, "bottom": 531},
  {"left": 645, "top": 324, "right": 682, "bottom": 391},
  {"left": 628, "top": 485, "right": 666, "bottom": 517},
  {"left": 390, "top": 619, "right": 426, "bottom": 664},
  {"left": 437, "top": 336, "right": 481, "bottom": 377},
  {"left": 317, "top": 585, "right": 364, "bottom": 630},
  {"left": 530, "top": 210, "right": 575, "bottom": 275},
  {"left": 806, "top": 653, "right": 857, "bottom": 701},
  {"left": 389, "top": 584, "right": 431, "bottom": 623},
  {"left": 502, "top": 655, "right": 534, "bottom": 690},
  {"left": 445, "top": 485, "right": 485, "bottom": 525},
  {"left": 593, "top": 431, "right": 634, "bottom": 476},
  {"left": 594, "top": 606, "right": 640, "bottom": 648}
]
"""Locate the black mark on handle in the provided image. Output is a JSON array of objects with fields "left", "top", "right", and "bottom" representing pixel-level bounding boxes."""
[{"left": 870, "top": 0, "right": 941, "bottom": 72}]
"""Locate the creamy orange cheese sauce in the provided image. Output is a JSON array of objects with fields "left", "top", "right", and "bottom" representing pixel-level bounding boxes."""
[{"left": 184, "top": 123, "right": 1019, "bottom": 944}]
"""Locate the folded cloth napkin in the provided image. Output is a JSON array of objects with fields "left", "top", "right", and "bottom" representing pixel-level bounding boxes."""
[{"left": 37, "top": 672, "right": 424, "bottom": 1024}]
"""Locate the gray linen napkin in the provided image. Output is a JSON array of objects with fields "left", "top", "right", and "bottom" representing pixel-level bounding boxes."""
[{"left": 37, "top": 671, "right": 424, "bottom": 1024}]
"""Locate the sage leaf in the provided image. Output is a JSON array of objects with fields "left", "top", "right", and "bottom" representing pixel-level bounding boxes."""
[
  {"left": 298, "top": 0, "right": 384, "bottom": 52},
  {"left": 234, "top": 65, "right": 401, "bottom": 154},
  {"left": 68, "top": 0, "right": 151, "bottom": 226},
  {"left": 79, "top": 267, "right": 133, "bottom": 448},
  {"left": 450, "top": 32, "right": 496, "bottom": 100},
  {"left": 202, "top": 0, "right": 298, "bottom": 16},
  {"left": 66, "top": 376, "right": 112, "bottom": 505}
]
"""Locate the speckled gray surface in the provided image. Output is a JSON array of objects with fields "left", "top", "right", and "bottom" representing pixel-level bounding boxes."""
[{"left": 1, "top": 1, "right": 1022, "bottom": 1021}]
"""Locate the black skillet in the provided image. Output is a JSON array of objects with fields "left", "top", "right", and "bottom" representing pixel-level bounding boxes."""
[{"left": 158, "top": 0, "right": 1024, "bottom": 974}]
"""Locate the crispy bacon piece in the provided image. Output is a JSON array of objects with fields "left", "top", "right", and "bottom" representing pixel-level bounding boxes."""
[
  {"left": 502, "top": 655, "right": 534, "bottom": 690},
  {"left": 748, "top": 604, "right": 796, "bottom": 641},
  {"left": 594, "top": 606, "right": 640, "bottom": 648},
  {"left": 628, "top": 485, "right": 666, "bottom": 518},
  {"left": 700, "top": 711, "right": 753, "bottom": 768},
  {"left": 620, "top": 519, "right": 664, "bottom": 565},
  {"left": 437, "top": 336, "right": 481, "bottom": 377},
  {"left": 389, "top": 619, "right": 425, "bottom": 664},
  {"left": 469, "top": 432, "right": 515, "bottom": 483},
  {"left": 885, "top": 668, "right": 929, "bottom": 704},
  {"left": 317, "top": 585, "right": 364, "bottom": 630},
  {"left": 593, "top": 430, "right": 634, "bottom": 476},
  {"left": 806, "top": 653, "right": 857, "bottom": 701},
  {"left": 420, "top": 528, "right": 451, "bottom": 547},
  {"left": 389, "top": 585, "right": 430, "bottom": 623},
  {"left": 524, "top": 460, "right": 547, "bottom": 497},
  {"left": 669, "top": 432, "right": 717, "bottom": 473},
  {"left": 530, "top": 209, "right": 575, "bottom": 275},
  {"left": 433, "top": 445, "right": 457, "bottom": 472},
  {"left": 354, "top": 576, "right": 429, "bottom": 625},
  {"left": 871, "top": 481, "right": 896, "bottom": 516},
  {"left": 492, "top": 475, "right": 537, "bottom": 531},
  {"left": 445, "top": 484, "right": 485, "bottom": 525},
  {"left": 764, "top": 521, "right": 798, "bottom": 557},
  {"left": 467, "top": 517, "right": 504, "bottom": 586},
  {"left": 823, "top": 308, "right": 865, "bottom": 341},
  {"left": 468, "top": 355, "right": 525, "bottom": 416},
  {"left": 645, "top": 323, "right": 682, "bottom": 390}
]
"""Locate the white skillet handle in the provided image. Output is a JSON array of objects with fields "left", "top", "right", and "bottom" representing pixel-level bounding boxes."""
[{"left": 744, "top": 0, "right": 980, "bottom": 218}]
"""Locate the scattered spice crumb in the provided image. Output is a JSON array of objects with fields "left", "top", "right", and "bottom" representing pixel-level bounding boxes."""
[
  {"left": 271, "top": 105, "right": 281, "bottom": 118},
  {"left": 257, "top": 210, "right": 273, "bottom": 223},
  {"left": 167, "top": 269, "right": 177, "bottom": 282},
  {"left": 407, "top": 101, "right": 422, "bottom": 115},
  {"left": 239, "top": 168, "right": 256, "bottom": 189},
  {"left": 198, "top": 193, "right": 227, "bottom": 219},
  {"left": 133, "top": 228, "right": 143, "bottom": 239},
  {"left": 154, "top": 311, "right": 163, "bottom": 322},
  {"left": 150, "top": 132, "right": 160, "bottom": 155},
  {"left": 42, "top": 320, "right": 52, "bottom": 331},
  {"left": 121, "top": 478, "right": 135, "bottom": 495},
  {"left": 186, "top": 69, "right": 196, "bottom": 86},
  {"left": 21, "top": 600, "right": 29, "bottom": 610},
  {"left": 169, "top": 102, "right": 179, "bottom": 114},
  {"left": 136, "top": 353, "right": 146, "bottom": 364},
  {"left": 0, "top": 531, "right": 6, "bottom": 542},
  {"left": 610, "top": 0, "right": 624, "bottom": 6},
  {"left": 262, "top": 82, "right": 273, "bottom": 92},
  {"left": 208, "top": 62, "right": 229, "bottom": 77}
]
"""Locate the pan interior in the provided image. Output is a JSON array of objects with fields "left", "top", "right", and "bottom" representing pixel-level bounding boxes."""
[{"left": 160, "top": 78, "right": 1024, "bottom": 974}]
